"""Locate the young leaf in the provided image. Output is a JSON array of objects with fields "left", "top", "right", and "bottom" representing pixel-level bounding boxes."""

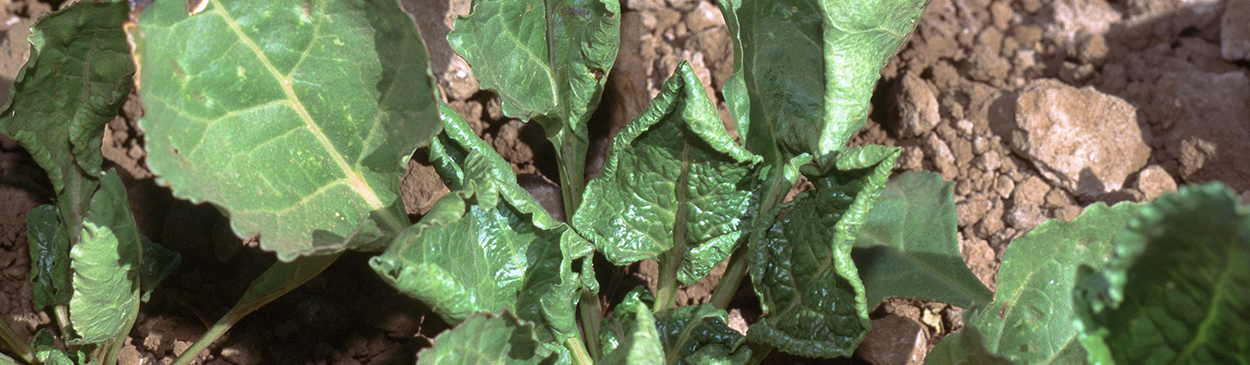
[
  {"left": 130, "top": 0, "right": 442, "bottom": 261},
  {"left": 572, "top": 61, "right": 761, "bottom": 284},
  {"left": 69, "top": 171, "right": 142, "bottom": 345},
  {"left": 370, "top": 107, "right": 588, "bottom": 341},
  {"left": 416, "top": 311, "right": 557, "bottom": 365},
  {"left": 1073, "top": 184, "right": 1250, "bottom": 365},
  {"left": 27, "top": 204, "right": 71, "bottom": 310},
  {"left": 601, "top": 287, "right": 751, "bottom": 365},
  {"left": 747, "top": 145, "right": 898, "bottom": 358},
  {"left": 447, "top": 0, "right": 621, "bottom": 207},
  {"left": 936, "top": 202, "right": 1143, "bottom": 365},
  {"left": 852, "top": 171, "right": 993, "bottom": 308},
  {"left": 719, "top": 0, "right": 925, "bottom": 161},
  {"left": 600, "top": 304, "right": 664, "bottom": 365},
  {"left": 0, "top": 0, "right": 132, "bottom": 244},
  {"left": 31, "top": 330, "right": 73, "bottom": 365},
  {"left": 139, "top": 235, "right": 182, "bottom": 301}
]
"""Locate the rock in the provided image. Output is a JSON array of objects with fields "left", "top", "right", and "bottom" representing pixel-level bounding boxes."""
[
  {"left": 625, "top": 0, "right": 665, "bottom": 10},
  {"left": 1012, "top": 79, "right": 1150, "bottom": 199},
  {"left": 894, "top": 73, "right": 941, "bottom": 137},
  {"left": 1045, "top": 0, "right": 1121, "bottom": 51},
  {"left": 1155, "top": 71, "right": 1250, "bottom": 192},
  {"left": 989, "top": 1, "right": 1013, "bottom": 29},
  {"left": 1135, "top": 165, "right": 1178, "bottom": 201},
  {"left": 855, "top": 315, "right": 928, "bottom": 365},
  {"left": 924, "top": 134, "right": 958, "bottom": 181},
  {"left": 1225, "top": 0, "right": 1250, "bottom": 58},
  {"left": 683, "top": 1, "right": 722, "bottom": 33},
  {"left": 956, "top": 197, "right": 990, "bottom": 227}
]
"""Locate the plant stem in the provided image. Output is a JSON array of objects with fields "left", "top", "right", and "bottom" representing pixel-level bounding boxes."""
[
  {"left": 565, "top": 335, "right": 594, "bottom": 365},
  {"left": 53, "top": 305, "right": 70, "bottom": 338},
  {"left": 653, "top": 253, "right": 680, "bottom": 314},
  {"left": 169, "top": 312, "right": 237, "bottom": 365},
  {"left": 0, "top": 315, "right": 34, "bottom": 364},
  {"left": 708, "top": 244, "right": 749, "bottom": 310},
  {"left": 578, "top": 289, "right": 603, "bottom": 360}
]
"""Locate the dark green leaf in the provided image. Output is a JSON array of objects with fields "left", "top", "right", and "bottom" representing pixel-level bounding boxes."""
[
  {"left": 131, "top": 0, "right": 441, "bottom": 261},
  {"left": 573, "top": 61, "right": 761, "bottom": 284},
  {"left": 602, "top": 287, "right": 751, "bottom": 365},
  {"left": 722, "top": 0, "right": 925, "bottom": 161},
  {"left": 416, "top": 311, "right": 558, "bottom": 365},
  {"left": 1074, "top": 184, "right": 1250, "bottom": 365},
  {"left": 852, "top": 171, "right": 993, "bottom": 308},
  {"left": 601, "top": 303, "right": 664, "bottom": 365},
  {"left": 31, "top": 329, "right": 73, "bottom": 365},
  {"left": 958, "top": 202, "right": 1143, "bottom": 365},
  {"left": 448, "top": 0, "right": 621, "bottom": 202},
  {"left": 0, "top": 0, "right": 131, "bottom": 204},
  {"left": 371, "top": 107, "right": 589, "bottom": 341},
  {"left": 69, "top": 171, "right": 142, "bottom": 345},
  {"left": 139, "top": 235, "right": 182, "bottom": 301},
  {"left": 27, "top": 204, "right": 71, "bottom": 310},
  {"left": 747, "top": 145, "right": 898, "bottom": 358}
]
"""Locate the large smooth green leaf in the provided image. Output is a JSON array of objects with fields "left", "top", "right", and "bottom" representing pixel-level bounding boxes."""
[
  {"left": 720, "top": 0, "right": 925, "bottom": 162},
  {"left": 1074, "top": 184, "right": 1249, "bottom": 365},
  {"left": 27, "top": 204, "right": 71, "bottom": 310},
  {"left": 448, "top": 0, "right": 620, "bottom": 206},
  {"left": 131, "top": 0, "right": 441, "bottom": 261},
  {"left": 416, "top": 311, "right": 558, "bottom": 365},
  {"left": 852, "top": 171, "right": 992, "bottom": 308},
  {"left": 69, "top": 171, "right": 142, "bottom": 345},
  {"left": 0, "top": 0, "right": 132, "bottom": 251},
  {"left": 933, "top": 202, "right": 1143, "bottom": 365},
  {"left": 747, "top": 145, "right": 897, "bottom": 358},
  {"left": 371, "top": 106, "right": 588, "bottom": 341},
  {"left": 572, "top": 61, "right": 761, "bottom": 284}
]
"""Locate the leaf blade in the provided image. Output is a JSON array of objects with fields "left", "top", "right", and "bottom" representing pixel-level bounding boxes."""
[
  {"left": 131, "top": 0, "right": 441, "bottom": 260},
  {"left": 416, "top": 311, "right": 558, "bottom": 365},
  {"left": 69, "top": 171, "right": 142, "bottom": 345},
  {"left": 27, "top": 204, "right": 71, "bottom": 310}
]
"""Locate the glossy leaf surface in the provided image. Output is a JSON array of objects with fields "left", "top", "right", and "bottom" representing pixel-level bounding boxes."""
[
  {"left": 31, "top": 330, "right": 73, "bottom": 365},
  {"left": 416, "top": 311, "right": 558, "bottom": 365},
  {"left": 448, "top": 0, "right": 620, "bottom": 202},
  {"left": 747, "top": 146, "right": 897, "bottom": 358},
  {"left": 27, "top": 204, "right": 71, "bottom": 310},
  {"left": 1074, "top": 184, "right": 1249, "bottom": 365},
  {"left": 600, "top": 301, "right": 664, "bottom": 365},
  {"left": 601, "top": 287, "right": 750, "bottom": 365},
  {"left": 852, "top": 171, "right": 992, "bottom": 308},
  {"left": 131, "top": 0, "right": 441, "bottom": 260},
  {"left": 370, "top": 106, "right": 586, "bottom": 341},
  {"left": 722, "top": 0, "right": 925, "bottom": 161},
  {"left": 573, "top": 61, "right": 760, "bottom": 284},
  {"left": 932, "top": 202, "right": 1143, "bottom": 365},
  {"left": 69, "top": 171, "right": 142, "bottom": 345}
]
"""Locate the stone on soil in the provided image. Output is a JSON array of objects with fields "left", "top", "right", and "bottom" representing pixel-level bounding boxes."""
[
  {"left": 895, "top": 73, "right": 941, "bottom": 137},
  {"left": 1011, "top": 79, "right": 1150, "bottom": 199},
  {"left": 1135, "top": 165, "right": 1177, "bottom": 201},
  {"left": 855, "top": 315, "right": 927, "bottom": 365},
  {"left": 1156, "top": 71, "right": 1250, "bottom": 192},
  {"left": 1223, "top": 0, "right": 1250, "bottom": 61},
  {"left": 1046, "top": 0, "right": 1121, "bottom": 51}
]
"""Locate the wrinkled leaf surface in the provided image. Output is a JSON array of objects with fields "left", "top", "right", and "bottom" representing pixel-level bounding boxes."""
[
  {"left": 131, "top": 0, "right": 441, "bottom": 260},
  {"left": 416, "top": 311, "right": 558, "bottom": 365},
  {"left": 31, "top": 329, "right": 73, "bottom": 365},
  {"left": 852, "top": 171, "right": 992, "bottom": 308},
  {"left": 944, "top": 202, "right": 1143, "bottom": 365},
  {"left": 601, "top": 287, "right": 750, "bottom": 365},
  {"left": 27, "top": 204, "right": 70, "bottom": 310},
  {"left": 601, "top": 301, "right": 664, "bottom": 365},
  {"left": 1074, "top": 184, "right": 1249, "bottom": 365},
  {"left": 747, "top": 146, "right": 897, "bottom": 358},
  {"left": 69, "top": 171, "right": 142, "bottom": 345},
  {"left": 573, "top": 61, "right": 760, "bottom": 284}
]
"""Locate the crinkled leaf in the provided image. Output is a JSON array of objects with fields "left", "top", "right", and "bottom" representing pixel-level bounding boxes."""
[
  {"left": 131, "top": 0, "right": 441, "bottom": 261},
  {"left": 31, "top": 329, "right": 73, "bottom": 365},
  {"left": 601, "top": 303, "right": 664, "bottom": 365},
  {"left": 0, "top": 0, "right": 132, "bottom": 213},
  {"left": 139, "top": 235, "right": 182, "bottom": 301},
  {"left": 27, "top": 204, "right": 71, "bottom": 310},
  {"left": 950, "top": 202, "right": 1143, "bottom": 365},
  {"left": 1074, "top": 184, "right": 1250, "bottom": 365},
  {"left": 416, "top": 311, "right": 558, "bottom": 365},
  {"left": 371, "top": 107, "right": 587, "bottom": 341},
  {"left": 852, "top": 171, "right": 992, "bottom": 308},
  {"left": 69, "top": 171, "right": 142, "bottom": 345},
  {"left": 720, "top": 0, "right": 925, "bottom": 161},
  {"left": 573, "top": 61, "right": 760, "bottom": 284},
  {"left": 747, "top": 145, "right": 897, "bottom": 358},
  {"left": 602, "top": 287, "right": 751, "bottom": 365},
  {"left": 448, "top": 0, "right": 620, "bottom": 202},
  {"left": 923, "top": 326, "right": 1016, "bottom": 365}
]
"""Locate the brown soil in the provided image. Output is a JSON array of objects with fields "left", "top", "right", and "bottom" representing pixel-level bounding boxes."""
[{"left": 2, "top": 0, "right": 1249, "bottom": 364}]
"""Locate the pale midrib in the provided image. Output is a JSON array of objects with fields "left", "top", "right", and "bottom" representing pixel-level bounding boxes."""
[
  {"left": 209, "top": 3, "right": 403, "bottom": 232},
  {"left": 1171, "top": 242, "right": 1236, "bottom": 365}
]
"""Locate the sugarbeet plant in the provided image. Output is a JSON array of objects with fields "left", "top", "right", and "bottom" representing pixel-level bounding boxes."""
[{"left": 1, "top": 0, "right": 1246, "bottom": 364}]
